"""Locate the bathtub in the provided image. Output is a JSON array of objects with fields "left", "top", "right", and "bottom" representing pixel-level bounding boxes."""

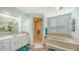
[{"left": 46, "top": 34, "right": 79, "bottom": 51}]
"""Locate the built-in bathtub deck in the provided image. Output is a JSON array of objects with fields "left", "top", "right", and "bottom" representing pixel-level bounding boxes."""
[
  {"left": 48, "top": 33, "right": 72, "bottom": 38},
  {"left": 47, "top": 33, "right": 79, "bottom": 51}
]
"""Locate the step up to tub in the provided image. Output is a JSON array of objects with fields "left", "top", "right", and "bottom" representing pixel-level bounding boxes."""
[{"left": 47, "top": 33, "right": 72, "bottom": 39}]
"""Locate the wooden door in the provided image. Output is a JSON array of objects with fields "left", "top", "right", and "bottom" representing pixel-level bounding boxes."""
[{"left": 33, "top": 17, "right": 42, "bottom": 44}]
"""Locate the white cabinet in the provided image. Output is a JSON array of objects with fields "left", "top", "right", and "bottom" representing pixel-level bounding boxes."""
[
  {"left": 10, "top": 36, "right": 23, "bottom": 51},
  {"left": 0, "top": 39, "right": 10, "bottom": 51},
  {"left": 10, "top": 34, "right": 29, "bottom": 51},
  {"left": 21, "top": 35, "right": 29, "bottom": 46},
  {"left": 0, "top": 33, "right": 29, "bottom": 51}
]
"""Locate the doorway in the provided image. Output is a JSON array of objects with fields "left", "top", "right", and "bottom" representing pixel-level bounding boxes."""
[
  {"left": 32, "top": 17, "right": 47, "bottom": 51},
  {"left": 33, "top": 17, "right": 42, "bottom": 45}
]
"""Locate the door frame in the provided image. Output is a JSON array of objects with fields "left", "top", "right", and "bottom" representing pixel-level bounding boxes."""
[{"left": 32, "top": 16, "right": 44, "bottom": 45}]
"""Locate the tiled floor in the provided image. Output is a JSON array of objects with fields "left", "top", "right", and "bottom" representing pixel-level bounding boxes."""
[
  {"left": 32, "top": 46, "right": 48, "bottom": 51},
  {"left": 17, "top": 45, "right": 56, "bottom": 51},
  {"left": 17, "top": 45, "right": 31, "bottom": 51}
]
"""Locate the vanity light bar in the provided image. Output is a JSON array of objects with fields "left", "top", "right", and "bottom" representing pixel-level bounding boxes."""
[{"left": 0, "top": 13, "right": 22, "bottom": 21}]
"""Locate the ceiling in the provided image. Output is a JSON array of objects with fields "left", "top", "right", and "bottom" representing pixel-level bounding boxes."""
[{"left": 17, "top": 7, "right": 74, "bottom": 17}]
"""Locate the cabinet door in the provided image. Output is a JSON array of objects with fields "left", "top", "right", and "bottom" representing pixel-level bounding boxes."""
[
  {"left": 0, "top": 39, "right": 10, "bottom": 51},
  {"left": 33, "top": 17, "right": 42, "bottom": 44},
  {"left": 11, "top": 36, "right": 22, "bottom": 51},
  {"left": 21, "top": 35, "right": 29, "bottom": 46}
]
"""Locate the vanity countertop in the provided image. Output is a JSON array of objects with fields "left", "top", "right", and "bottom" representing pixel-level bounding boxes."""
[{"left": 0, "top": 31, "right": 27, "bottom": 40}]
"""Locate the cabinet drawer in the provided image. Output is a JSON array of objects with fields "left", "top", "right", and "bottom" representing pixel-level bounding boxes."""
[
  {"left": 22, "top": 36, "right": 29, "bottom": 46},
  {"left": 11, "top": 37, "right": 23, "bottom": 51},
  {"left": 0, "top": 39, "right": 10, "bottom": 51}
]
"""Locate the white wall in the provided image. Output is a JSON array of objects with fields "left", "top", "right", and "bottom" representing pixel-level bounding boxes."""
[
  {"left": 17, "top": 7, "right": 74, "bottom": 37},
  {"left": 48, "top": 13, "right": 71, "bottom": 35},
  {"left": 20, "top": 7, "right": 79, "bottom": 41},
  {"left": 71, "top": 8, "right": 79, "bottom": 40}
]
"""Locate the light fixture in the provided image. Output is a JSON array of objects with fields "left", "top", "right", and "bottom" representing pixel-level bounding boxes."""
[
  {"left": 0, "top": 13, "right": 22, "bottom": 21},
  {"left": 56, "top": 7, "right": 63, "bottom": 10}
]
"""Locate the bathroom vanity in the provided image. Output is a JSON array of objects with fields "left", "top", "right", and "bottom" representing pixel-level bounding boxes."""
[{"left": 0, "top": 32, "right": 29, "bottom": 51}]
